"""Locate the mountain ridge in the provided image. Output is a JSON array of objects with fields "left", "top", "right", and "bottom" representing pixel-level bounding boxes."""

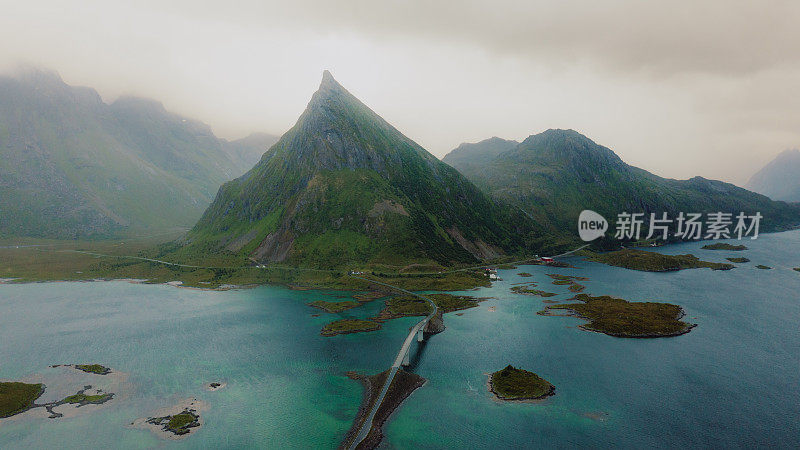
[
  {"left": 444, "top": 129, "right": 800, "bottom": 241},
  {"left": 0, "top": 68, "right": 275, "bottom": 239},
  {"left": 179, "top": 72, "right": 544, "bottom": 268},
  {"left": 746, "top": 148, "right": 800, "bottom": 202}
]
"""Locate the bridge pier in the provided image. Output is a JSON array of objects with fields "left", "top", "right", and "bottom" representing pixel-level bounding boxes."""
[
  {"left": 402, "top": 349, "right": 410, "bottom": 366},
  {"left": 417, "top": 328, "right": 424, "bottom": 342}
]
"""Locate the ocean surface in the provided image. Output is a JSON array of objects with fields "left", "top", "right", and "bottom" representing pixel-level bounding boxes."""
[{"left": 1, "top": 231, "right": 799, "bottom": 448}]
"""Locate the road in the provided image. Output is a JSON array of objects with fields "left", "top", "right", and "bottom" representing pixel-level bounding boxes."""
[{"left": 347, "top": 276, "right": 438, "bottom": 450}]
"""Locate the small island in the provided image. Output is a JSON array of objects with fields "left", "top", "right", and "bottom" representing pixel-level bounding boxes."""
[
  {"left": 517, "top": 272, "right": 533, "bottom": 277},
  {"left": 702, "top": 243, "right": 748, "bottom": 251},
  {"left": 50, "top": 364, "right": 112, "bottom": 375},
  {"left": 75, "top": 364, "right": 111, "bottom": 375},
  {"left": 756, "top": 265, "right": 772, "bottom": 270},
  {"left": 489, "top": 365, "right": 555, "bottom": 401},
  {"left": 511, "top": 285, "right": 557, "bottom": 297},
  {"left": 0, "top": 381, "right": 45, "bottom": 418},
  {"left": 794, "top": 268, "right": 800, "bottom": 273},
  {"left": 726, "top": 257, "right": 750, "bottom": 263},
  {"left": 588, "top": 249, "right": 733, "bottom": 272},
  {"left": 147, "top": 409, "right": 200, "bottom": 436},
  {"left": 308, "top": 300, "right": 360, "bottom": 313},
  {"left": 321, "top": 319, "right": 381, "bottom": 336},
  {"left": 540, "top": 294, "right": 696, "bottom": 338}
]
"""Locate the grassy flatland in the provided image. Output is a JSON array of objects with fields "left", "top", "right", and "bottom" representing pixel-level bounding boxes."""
[
  {"left": 308, "top": 300, "right": 360, "bottom": 313},
  {"left": 0, "top": 237, "right": 494, "bottom": 291},
  {"left": 702, "top": 243, "right": 748, "bottom": 251},
  {"left": 542, "top": 294, "right": 695, "bottom": 338},
  {"left": 0, "top": 382, "right": 44, "bottom": 418},
  {"left": 588, "top": 249, "right": 733, "bottom": 272},
  {"left": 321, "top": 319, "right": 381, "bottom": 336},
  {"left": 726, "top": 257, "right": 750, "bottom": 263},
  {"left": 489, "top": 365, "right": 554, "bottom": 400}
]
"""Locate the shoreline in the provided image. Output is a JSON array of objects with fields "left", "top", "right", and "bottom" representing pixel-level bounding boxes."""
[{"left": 341, "top": 370, "right": 427, "bottom": 449}]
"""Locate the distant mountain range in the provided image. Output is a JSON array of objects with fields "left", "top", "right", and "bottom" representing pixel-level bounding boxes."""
[
  {"left": 444, "top": 129, "right": 800, "bottom": 242},
  {"left": 746, "top": 149, "right": 800, "bottom": 202},
  {"left": 176, "top": 71, "right": 543, "bottom": 268},
  {"left": 0, "top": 68, "right": 277, "bottom": 239}
]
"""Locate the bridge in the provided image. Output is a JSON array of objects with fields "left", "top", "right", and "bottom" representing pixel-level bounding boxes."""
[{"left": 347, "top": 277, "right": 438, "bottom": 450}]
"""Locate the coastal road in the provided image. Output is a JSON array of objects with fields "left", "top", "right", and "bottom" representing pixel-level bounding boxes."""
[{"left": 347, "top": 276, "right": 438, "bottom": 450}]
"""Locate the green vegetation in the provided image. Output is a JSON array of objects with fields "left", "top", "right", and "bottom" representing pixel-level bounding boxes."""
[
  {"left": 0, "top": 239, "right": 495, "bottom": 291},
  {"left": 794, "top": 268, "right": 800, "bottom": 272},
  {"left": 381, "top": 295, "right": 433, "bottom": 317},
  {"left": 756, "top": 265, "right": 772, "bottom": 270},
  {"left": 588, "top": 249, "right": 734, "bottom": 272},
  {"left": 702, "top": 243, "right": 748, "bottom": 251},
  {"left": 321, "top": 319, "right": 381, "bottom": 337},
  {"left": 427, "top": 294, "right": 480, "bottom": 312},
  {"left": 489, "top": 365, "right": 554, "bottom": 400},
  {"left": 308, "top": 300, "right": 360, "bottom": 313},
  {"left": 443, "top": 128, "right": 800, "bottom": 243},
  {"left": 75, "top": 364, "right": 111, "bottom": 375},
  {"left": 61, "top": 392, "right": 112, "bottom": 404},
  {"left": 511, "top": 286, "right": 557, "bottom": 297},
  {"left": 353, "top": 291, "right": 386, "bottom": 302},
  {"left": 542, "top": 294, "right": 695, "bottom": 337},
  {"left": 147, "top": 409, "right": 200, "bottom": 435},
  {"left": 0, "top": 69, "right": 270, "bottom": 239},
  {"left": 0, "top": 382, "right": 44, "bottom": 418},
  {"left": 726, "top": 257, "right": 750, "bottom": 263},
  {"left": 174, "top": 71, "right": 548, "bottom": 270},
  {"left": 517, "top": 272, "right": 532, "bottom": 277},
  {"left": 168, "top": 412, "right": 198, "bottom": 430},
  {"left": 568, "top": 283, "right": 586, "bottom": 293}
]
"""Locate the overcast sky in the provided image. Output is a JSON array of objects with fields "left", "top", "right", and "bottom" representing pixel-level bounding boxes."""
[{"left": 1, "top": 0, "right": 799, "bottom": 185}]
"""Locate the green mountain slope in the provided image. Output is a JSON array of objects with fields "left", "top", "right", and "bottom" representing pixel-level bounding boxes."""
[
  {"left": 442, "top": 137, "right": 518, "bottom": 175},
  {"left": 221, "top": 132, "right": 280, "bottom": 172},
  {"left": 0, "top": 68, "right": 268, "bottom": 239},
  {"left": 444, "top": 129, "right": 800, "bottom": 241},
  {"left": 746, "top": 149, "right": 800, "bottom": 202},
  {"left": 180, "top": 72, "right": 542, "bottom": 268}
]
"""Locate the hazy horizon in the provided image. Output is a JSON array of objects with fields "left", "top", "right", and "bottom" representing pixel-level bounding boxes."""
[{"left": 2, "top": 0, "right": 799, "bottom": 186}]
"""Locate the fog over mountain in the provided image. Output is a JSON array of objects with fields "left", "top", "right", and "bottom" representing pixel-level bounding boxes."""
[
  {"left": 746, "top": 149, "right": 800, "bottom": 202},
  {"left": 2, "top": 1, "right": 800, "bottom": 185}
]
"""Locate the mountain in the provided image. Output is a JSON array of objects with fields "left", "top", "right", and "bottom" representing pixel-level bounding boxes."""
[
  {"left": 442, "top": 137, "right": 518, "bottom": 175},
  {"left": 179, "top": 71, "right": 541, "bottom": 268},
  {"left": 746, "top": 149, "right": 800, "bottom": 202},
  {"left": 444, "top": 129, "right": 800, "bottom": 241},
  {"left": 0, "top": 68, "right": 269, "bottom": 239},
  {"left": 221, "top": 132, "right": 280, "bottom": 171}
]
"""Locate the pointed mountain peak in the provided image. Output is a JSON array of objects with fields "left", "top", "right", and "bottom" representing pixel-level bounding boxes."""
[{"left": 315, "top": 70, "right": 347, "bottom": 97}]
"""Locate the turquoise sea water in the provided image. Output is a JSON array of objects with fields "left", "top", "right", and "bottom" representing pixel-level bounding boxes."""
[{"left": 1, "top": 231, "right": 799, "bottom": 448}]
